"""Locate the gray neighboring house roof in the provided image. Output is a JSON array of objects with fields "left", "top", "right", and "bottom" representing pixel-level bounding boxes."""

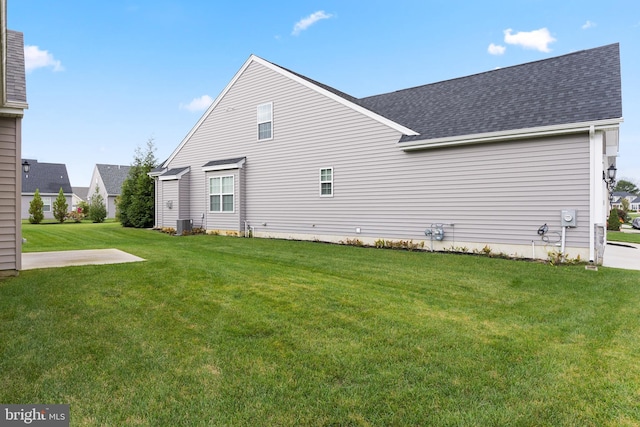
[
  {"left": 21, "top": 159, "right": 72, "bottom": 194},
  {"left": 5, "top": 30, "right": 27, "bottom": 105},
  {"left": 96, "top": 164, "right": 131, "bottom": 195},
  {"left": 72, "top": 186, "right": 89, "bottom": 201},
  {"left": 612, "top": 191, "right": 636, "bottom": 198},
  {"left": 269, "top": 43, "right": 621, "bottom": 144}
]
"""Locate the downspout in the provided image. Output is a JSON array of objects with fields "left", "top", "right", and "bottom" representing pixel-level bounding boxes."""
[{"left": 588, "top": 125, "right": 595, "bottom": 262}]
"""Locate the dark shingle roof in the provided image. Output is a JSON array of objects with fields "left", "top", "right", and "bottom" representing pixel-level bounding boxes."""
[
  {"left": 269, "top": 44, "right": 622, "bottom": 143},
  {"left": 22, "top": 159, "right": 72, "bottom": 194},
  {"left": 96, "top": 164, "right": 131, "bottom": 195},
  {"left": 6, "top": 30, "right": 27, "bottom": 104},
  {"left": 161, "top": 167, "right": 189, "bottom": 177},
  {"left": 357, "top": 43, "right": 622, "bottom": 142}
]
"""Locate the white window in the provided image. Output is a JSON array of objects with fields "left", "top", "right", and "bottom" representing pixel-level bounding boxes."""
[
  {"left": 257, "top": 102, "right": 273, "bottom": 140},
  {"left": 320, "top": 168, "right": 333, "bottom": 197},
  {"left": 210, "top": 176, "right": 234, "bottom": 212},
  {"left": 42, "top": 197, "right": 52, "bottom": 212}
]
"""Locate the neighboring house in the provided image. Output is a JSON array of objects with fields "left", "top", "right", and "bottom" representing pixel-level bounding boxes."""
[
  {"left": 21, "top": 159, "right": 73, "bottom": 220},
  {"left": 611, "top": 191, "right": 637, "bottom": 210},
  {"left": 630, "top": 197, "right": 640, "bottom": 212},
  {"left": 151, "top": 44, "right": 622, "bottom": 264},
  {"left": 88, "top": 164, "right": 131, "bottom": 218},
  {"left": 72, "top": 186, "right": 89, "bottom": 211},
  {"left": 0, "top": 2, "right": 28, "bottom": 276}
]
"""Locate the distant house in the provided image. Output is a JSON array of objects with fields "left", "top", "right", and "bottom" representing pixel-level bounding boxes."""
[
  {"left": 630, "top": 197, "right": 640, "bottom": 212},
  {"left": 611, "top": 191, "right": 637, "bottom": 210},
  {"left": 152, "top": 44, "right": 622, "bottom": 264},
  {"left": 21, "top": 159, "right": 73, "bottom": 220},
  {"left": 88, "top": 164, "right": 131, "bottom": 218},
  {"left": 72, "top": 186, "right": 89, "bottom": 211},
  {"left": 0, "top": 3, "right": 28, "bottom": 275}
]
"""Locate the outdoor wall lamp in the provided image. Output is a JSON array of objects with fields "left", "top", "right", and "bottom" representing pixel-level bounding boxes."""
[
  {"left": 22, "top": 160, "right": 30, "bottom": 174},
  {"left": 603, "top": 164, "right": 617, "bottom": 190}
]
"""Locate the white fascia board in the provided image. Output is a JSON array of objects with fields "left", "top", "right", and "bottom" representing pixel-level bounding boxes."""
[
  {"left": 252, "top": 56, "right": 419, "bottom": 137},
  {"left": 0, "top": 105, "right": 26, "bottom": 117},
  {"left": 399, "top": 118, "right": 623, "bottom": 151},
  {"left": 147, "top": 170, "right": 165, "bottom": 178},
  {"left": 201, "top": 158, "right": 246, "bottom": 172},
  {"left": 163, "top": 55, "right": 420, "bottom": 167}
]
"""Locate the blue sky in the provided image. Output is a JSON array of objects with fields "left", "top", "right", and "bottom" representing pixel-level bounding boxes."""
[{"left": 9, "top": 0, "right": 640, "bottom": 187}]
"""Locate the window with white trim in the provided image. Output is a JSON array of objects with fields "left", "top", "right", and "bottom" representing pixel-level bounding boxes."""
[
  {"left": 320, "top": 168, "right": 333, "bottom": 197},
  {"left": 209, "top": 176, "right": 234, "bottom": 212},
  {"left": 257, "top": 102, "right": 273, "bottom": 140},
  {"left": 42, "top": 197, "right": 52, "bottom": 212}
]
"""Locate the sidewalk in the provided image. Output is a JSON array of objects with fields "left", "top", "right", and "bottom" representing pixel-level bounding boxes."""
[
  {"left": 602, "top": 242, "right": 640, "bottom": 271},
  {"left": 22, "top": 249, "right": 145, "bottom": 271}
]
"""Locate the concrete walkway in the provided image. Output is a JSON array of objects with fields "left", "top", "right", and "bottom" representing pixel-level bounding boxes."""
[
  {"left": 22, "top": 249, "right": 145, "bottom": 270},
  {"left": 602, "top": 242, "right": 640, "bottom": 271}
]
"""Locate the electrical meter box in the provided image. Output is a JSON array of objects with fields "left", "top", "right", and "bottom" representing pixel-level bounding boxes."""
[{"left": 561, "top": 209, "right": 577, "bottom": 227}]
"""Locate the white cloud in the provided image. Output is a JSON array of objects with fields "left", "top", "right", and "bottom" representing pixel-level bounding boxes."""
[
  {"left": 488, "top": 43, "right": 506, "bottom": 55},
  {"left": 582, "top": 20, "right": 596, "bottom": 30},
  {"left": 24, "top": 45, "right": 64, "bottom": 73},
  {"left": 179, "top": 95, "right": 213, "bottom": 112},
  {"left": 292, "top": 10, "right": 333, "bottom": 36},
  {"left": 503, "top": 28, "right": 556, "bottom": 52}
]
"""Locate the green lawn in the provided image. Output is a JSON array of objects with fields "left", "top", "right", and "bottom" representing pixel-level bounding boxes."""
[{"left": 3, "top": 223, "right": 640, "bottom": 426}]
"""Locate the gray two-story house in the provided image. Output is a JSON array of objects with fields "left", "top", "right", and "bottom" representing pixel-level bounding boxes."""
[{"left": 151, "top": 44, "right": 623, "bottom": 264}]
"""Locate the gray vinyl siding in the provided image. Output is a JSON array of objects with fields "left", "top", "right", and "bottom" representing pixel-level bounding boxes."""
[
  {"left": 0, "top": 117, "right": 19, "bottom": 272},
  {"left": 163, "top": 180, "right": 179, "bottom": 227},
  {"left": 179, "top": 175, "right": 190, "bottom": 220},
  {"left": 21, "top": 194, "right": 73, "bottom": 220},
  {"left": 164, "top": 61, "right": 591, "bottom": 249}
]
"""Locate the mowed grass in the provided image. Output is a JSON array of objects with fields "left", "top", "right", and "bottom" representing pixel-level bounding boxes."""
[{"left": 2, "top": 223, "right": 640, "bottom": 426}]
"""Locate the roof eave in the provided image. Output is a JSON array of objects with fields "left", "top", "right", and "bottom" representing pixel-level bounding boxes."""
[{"left": 398, "top": 118, "right": 623, "bottom": 151}]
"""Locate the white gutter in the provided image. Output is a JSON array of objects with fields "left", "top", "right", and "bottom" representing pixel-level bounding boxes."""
[{"left": 398, "top": 118, "right": 623, "bottom": 151}]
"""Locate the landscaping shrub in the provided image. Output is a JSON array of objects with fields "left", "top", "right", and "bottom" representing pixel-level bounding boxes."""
[
  {"left": 89, "top": 186, "right": 107, "bottom": 223},
  {"left": 608, "top": 211, "right": 621, "bottom": 231},
  {"left": 28, "top": 189, "right": 44, "bottom": 224},
  {"left": 53, "top": 187, "right": 68, "bottom": 223}
]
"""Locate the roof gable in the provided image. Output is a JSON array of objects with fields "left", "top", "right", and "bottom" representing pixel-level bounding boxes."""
[
  {"left": 163, "top": 55, "right": 418, "bottom": 167},
  {"left": 96, "top": 164, "right": 131, "bottom": 195},
  {"left": 164, "top": 44, "right": 622, "bottom": 165}
]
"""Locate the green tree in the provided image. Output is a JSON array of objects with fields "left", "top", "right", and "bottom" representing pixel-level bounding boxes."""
[
  {"left": 53, "top": 187, "right": 68, "bottom": 223},
  {"left": 607, "top": 210, "right": 621, "bottom": 231},
  {"left": 621, "top": 197, "right": 630, "bottom": 213},
  {"left": 89, "top": 186, "right": 107, "bottom": 223},
  {"left": 614, "top": 179, "right": 639, "bottom": 195},
  {"left": 28, "top": 188, "right": 44, "bottom": 224},
  {"left": 119, "top": 138, "right": 157, "bottom": 228}
]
